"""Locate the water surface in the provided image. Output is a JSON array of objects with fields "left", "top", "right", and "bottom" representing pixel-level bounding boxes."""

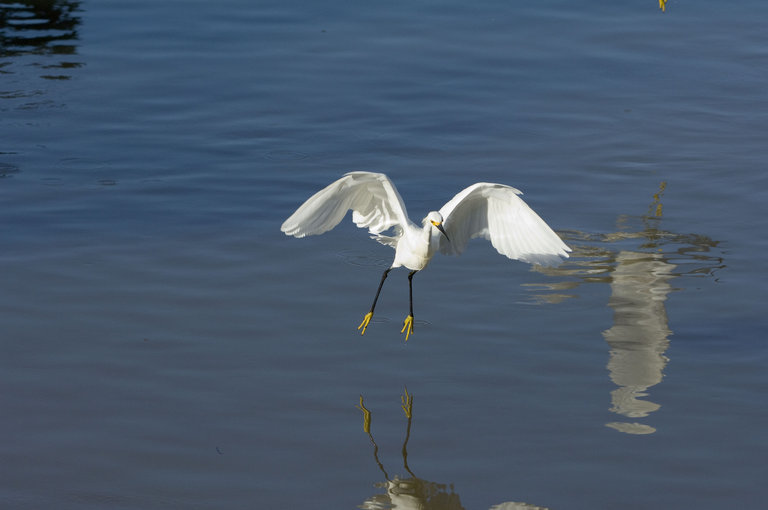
[{"left": 1, "top": 1, "right": 766, "bottom": 508}]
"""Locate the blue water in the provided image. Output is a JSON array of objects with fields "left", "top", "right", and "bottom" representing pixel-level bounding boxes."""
[{"left": 2, "top": 1, "right": 767, "bottom": 508}]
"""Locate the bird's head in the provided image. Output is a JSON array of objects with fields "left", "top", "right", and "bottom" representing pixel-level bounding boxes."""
[{"left": 425, "top": 211, "right": 450, "bottom": 241}]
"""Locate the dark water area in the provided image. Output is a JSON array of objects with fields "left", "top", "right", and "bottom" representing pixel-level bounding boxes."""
[{"left": 2, "top": 1, "right": 767, "bottom": 508}]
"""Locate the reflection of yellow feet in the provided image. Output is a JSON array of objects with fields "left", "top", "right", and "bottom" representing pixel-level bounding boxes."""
[
  {"left": 401, "top": 315, "right": 414, "bottom": 341},
  {"left": 358, "top": 312, "right": 373, "bottom": 335},
  {"left": 400, "top": 386, "right": 413, "bottom": 418},
  {"left": 356, "top": 395, "right": 372, "bottom": 433}
]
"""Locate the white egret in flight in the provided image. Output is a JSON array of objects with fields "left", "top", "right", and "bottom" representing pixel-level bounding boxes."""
[{"left": 281, "top": 172, "right": 570, "bottom": 340}]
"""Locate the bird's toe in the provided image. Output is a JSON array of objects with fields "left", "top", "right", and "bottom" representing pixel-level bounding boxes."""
[
  {"left": 401, "top": 315, "right": 414, "bottom": 341},
  {"left": 358, "top": 312, "right": 374, "bottom": 335}
]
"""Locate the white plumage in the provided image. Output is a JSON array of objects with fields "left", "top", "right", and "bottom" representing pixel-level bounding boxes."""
[
  {"left": 282, "top": 172, "right": 409, "bottom": 239},
  {"left": 281, "top": 171, "right": 570, "bottom": 340},
  {"left": 437, "top": 182, "right": 570, "bottom": 266}
]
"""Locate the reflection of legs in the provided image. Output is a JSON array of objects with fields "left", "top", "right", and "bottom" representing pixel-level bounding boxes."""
[
  {"left": 401, "top": 271, "right": 417, "bottom": 341},
  {"left": 356, "top": 395, "right": 389, "bottom": 480},
  {"left": 400, "top": 386, "right": 413, "bottom": 418},
  {"left": 400, "top": 387, "right": 416, "bottom": 478},
  {"left": 356, "top": 390, "right": 416, "bottom": 480},
  {"left": 358, "top": 268, "right": 392, "bottom": 335}
]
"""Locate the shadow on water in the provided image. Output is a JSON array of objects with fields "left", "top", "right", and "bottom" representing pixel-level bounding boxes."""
[
  {"left": 0, "top": 0, "right": 81, "bottom": 58},
  {"left": 356, "top": 388, "right": 548, "bottom": 510},
  {"left": 529, "top": 183, "right": 725, "bottom": 434},
  {"left": 0, "top": 0, "right": 83, "bottom": 88},
  {"left": 1, "top": 0, "right": 83, "bottom": 177}
]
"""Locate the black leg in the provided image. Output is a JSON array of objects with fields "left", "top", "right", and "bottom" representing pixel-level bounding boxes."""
[
  {"left": 407, "top": 270, "right": 417, "bottom": 318},
  {"left": 358, "top": 268, "right": 391, "bottom": 335},
  {"left": 370, "top": 268, "right": 391, "bottom": 314},
  {"left": 401, "top": 270, "right": 418, "bottom": 341}
]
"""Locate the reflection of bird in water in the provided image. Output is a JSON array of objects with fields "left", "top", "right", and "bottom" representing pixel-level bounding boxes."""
[
  {"left": 282, "top": 172, "right": 570, "bottom": 340},
  {"left": 356, "top": 389, "right": 463, "bottom": 510},
  {"left": 355, "top": 389, "right": 549, "bottom": 510},
  {"left": 530, "top": 182, "right": 724, "bottom": 434}
]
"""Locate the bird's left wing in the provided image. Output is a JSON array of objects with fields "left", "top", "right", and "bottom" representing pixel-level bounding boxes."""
[
  {"left": 438, "top": 183, "right": 571, "bottom": 266},
  {"left": 281, "top": 172, "right": 410, "bottom": 238}
]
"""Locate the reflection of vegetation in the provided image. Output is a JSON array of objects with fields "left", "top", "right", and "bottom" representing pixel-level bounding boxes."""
[
  {"left": 648, "top": 181, "right": 665, "bottom": 217},
  {"left": 528, "top": 183, "right": 724, "bottom": 304},
  {"left": 533, "top": 182, "right": 724, "bottom": 434},
  {"left": 356, "top": 389, "right": 549, "bottom": 510},
  {"left": 0, "top": 0, "right": 83, "bottom": 80}
]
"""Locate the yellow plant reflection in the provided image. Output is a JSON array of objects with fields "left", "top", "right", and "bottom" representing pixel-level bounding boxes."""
[
  {"left": 356, "top": 389, "right": 549, "bottom": 510},
  {"left": 530, "top": 182, "right": 724, "bottom": 434}
]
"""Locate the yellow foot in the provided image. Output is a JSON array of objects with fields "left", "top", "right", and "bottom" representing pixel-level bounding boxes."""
[
  {"left": 358, "top": 312, "right": 374, "bottom": 335},
  {"left": 401, "top": 315, "right": 414, "bottom": 341}
]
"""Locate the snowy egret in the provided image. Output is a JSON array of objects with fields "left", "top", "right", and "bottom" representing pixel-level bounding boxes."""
[{"left": 281, "top": 171, "right": 571, "bottom": 340}]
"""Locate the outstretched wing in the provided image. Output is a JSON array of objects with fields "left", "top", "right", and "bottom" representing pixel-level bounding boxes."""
[
  {"left": 438, "top": 183, "right": 571, "bottom": 266},
  {"left": 281, "top": 172, "right": 411, "bottom": 238}
]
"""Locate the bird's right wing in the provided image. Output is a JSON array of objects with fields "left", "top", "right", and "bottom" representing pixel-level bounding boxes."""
[
  {"left": 281, "top": 172, "right": 410, "bottom": 238},
  {"left": 438, "top": 183, "right": 571, "bottom": 266}
]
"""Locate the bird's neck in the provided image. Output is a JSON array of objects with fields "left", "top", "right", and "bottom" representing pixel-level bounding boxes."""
[
  {"left": 421, "top": 223, "right": 440, "bottom": 258},
  {"left": 421, "top": 222, "right": 434, "bottom": 241}
]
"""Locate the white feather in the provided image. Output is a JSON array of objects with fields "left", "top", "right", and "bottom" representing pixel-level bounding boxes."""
[
  {"left": 438, "top": 182, "right": 571, "bottom": 266},
  {"left": 281, "top": 172, "right": 411, "bottom": 239},
  {"left": 282, "top": 172, "right": 570, "bottom": 268}
]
